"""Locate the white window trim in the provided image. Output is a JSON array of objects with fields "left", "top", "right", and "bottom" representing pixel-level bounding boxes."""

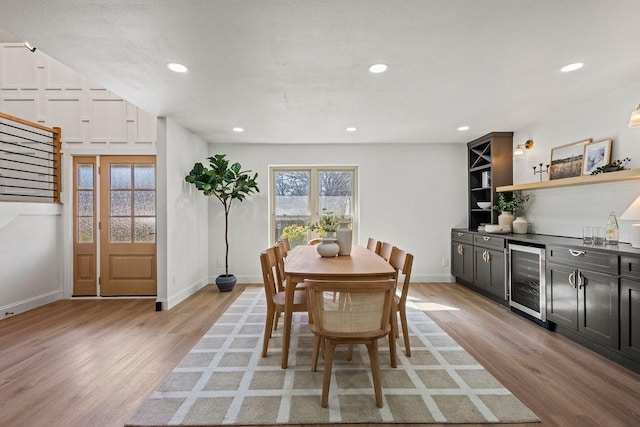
[{"left": 269, "top": 165, "right": 358, "bottom": 245}]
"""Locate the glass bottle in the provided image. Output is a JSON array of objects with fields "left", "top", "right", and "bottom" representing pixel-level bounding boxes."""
[{"left": 605, "top": 210, "right": 619, "bottom": 244}]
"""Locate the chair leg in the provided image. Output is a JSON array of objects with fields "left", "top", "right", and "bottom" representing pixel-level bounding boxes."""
[
  {"left": 273, "top": 312, "right": 280, "bottom": 331},
  {"left": 365, "top": 340, "right": 384, "bottom": 408},
  {"left": 311, "top": 335, "right": 321, "bottom": 372},
  {"left": 321, "top": 340, "right": 336, "bottom": 408},
  {"left": 347, "top": 344, "right": 353, "bottom": 361},
  {"left": 388, "top": 312, "right": 397, "bottom": 368},
  {"left": 262, "top": 308, "right": 275, "bottom": 357},
  {"left": 399, "top": 306, "right": 411, "bottom": 357}
]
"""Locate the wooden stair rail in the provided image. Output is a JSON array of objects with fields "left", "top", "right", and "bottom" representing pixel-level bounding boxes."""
[{"left": 0, "top": 111, "right": 62, "bottom": 202}]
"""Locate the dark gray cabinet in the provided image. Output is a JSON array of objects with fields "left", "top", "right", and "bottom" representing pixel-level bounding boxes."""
[
  {"left": 546, "top": 246, "right": 619, "bottom": 350},
  {"left": 451, "top": 230, "right": 506, "bottom": 301},
  {"left": 451, "top": 231, "right": 473, "bottom": 284},
  {"left": 473, "top": 234, "right": 506, "bottom": 299},
  {"left": 620, "top": 256, "right": 640, "bottom": 363}
]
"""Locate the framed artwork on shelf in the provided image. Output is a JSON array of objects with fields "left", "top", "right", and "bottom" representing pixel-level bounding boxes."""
[
  {"left": 549, "top": 138, "right": 592, "bottom": 180},
  {"left": 582, "top": 138, "right": 613, "bottom": 175}
]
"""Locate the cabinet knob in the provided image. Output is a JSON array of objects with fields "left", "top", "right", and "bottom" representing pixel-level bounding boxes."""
[
  {"left": 457, "top": 232, "right": 464, "bottom": 237},
  {"left": 457, "top": 244, "right": 463, "bottom": 255},
  {"left": 483, "top": 236, "right": 491, "bottom": 241},
  {"left": 568, "top": 249, "right": 586, "bottom": 257},
  {"left": 577, "top": 272, "right": 585, "bottom": 289}
]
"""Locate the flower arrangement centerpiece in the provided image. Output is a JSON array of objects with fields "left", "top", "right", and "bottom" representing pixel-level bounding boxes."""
[{"left": 307, "top": 209, "right": 339, "bottom": 237}]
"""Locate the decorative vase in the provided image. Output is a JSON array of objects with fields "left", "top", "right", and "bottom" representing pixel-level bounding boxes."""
[
  {"left": 512, "top": 216, "right": 528, "bottom": 234},
  {"left": 317, "top": 238, "right": 340, "bottom": 257},
  {"left": 336, "top": 220, "right": 352, "bottom": 256},
  {"left": 215, "top": 274, "right": 236, "bottom": 292},
  {"left": 498, "top": 211, "right": 515, "bottom": 228}
]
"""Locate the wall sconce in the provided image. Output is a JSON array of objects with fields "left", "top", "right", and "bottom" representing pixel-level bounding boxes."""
[
  {"left": 513, "top": 139, "right": 534, "bottom": 157},
  {"left": 629, "top": 104, "right": 640, "bottom": 128}
]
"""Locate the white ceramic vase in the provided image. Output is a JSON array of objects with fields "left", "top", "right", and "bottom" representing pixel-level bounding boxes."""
[
  {"left": 336, "top": 220, "right": 352, "bottom": 256},
  {"left": 317, "top": 238, "right": 340, "bottom": 257},
  {"left": 498, "top": 211, "right": 515, "bottom": 227},
  {"left": 512, "top": 216, "right": 528, "bottom": 234}
]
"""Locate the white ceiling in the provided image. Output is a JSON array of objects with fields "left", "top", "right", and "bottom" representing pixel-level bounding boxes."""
[{"left": 1, "top": 0, "right": 639, "bottom": 144}]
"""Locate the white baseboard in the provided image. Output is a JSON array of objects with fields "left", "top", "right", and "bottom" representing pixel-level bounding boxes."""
[
  {"left": 0, "top": 290, "right": 63, "bottom": 320},
  {"left": 163, "top": 279, "right": 208, "bottom": 310}
]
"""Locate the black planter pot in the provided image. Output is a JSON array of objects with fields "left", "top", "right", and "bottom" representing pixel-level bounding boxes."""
[{"left": 215, "top": 274, "right": 237, "bottom": 292}]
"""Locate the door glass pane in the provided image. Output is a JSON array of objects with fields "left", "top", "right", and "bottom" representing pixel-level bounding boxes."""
[
  {"left": 275, "top": 171, "right": 309, "bottom": 215},
  {"left": 110, "top": 165, "right": 131, "bottom": 189},
  {"left": 110, "top": 217, "right": 132, "bottom": 242},
  {"left": 78, "top": 164, "right": 94, "bottom": 189},
  {"left": 134, "top": 191, "right": 155, "bottom": 216},
  {"left": 134, "top": 165, "right": 155, "bottom": 189},
  {"left": 134, "top": 218, "right": 156, "bottom": 242},
  {"left": 78, "top": 217, "right": 93, "bottom": 243},
  {"left": 319, "top": 171, "right": 353, "bottom": 215},
  {"left": 110, "top": 191, "right": 131, "bottom": 216},
  {"left": 78, "top": 190, "right": 93, "bottom": 216}
]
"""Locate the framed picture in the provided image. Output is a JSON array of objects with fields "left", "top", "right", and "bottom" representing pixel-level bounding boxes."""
[
  {"left": 549, "top": 138, "right": 592, "bottom": 180},
  {"left": 582, "top": 138, "right": 612, "bottom": 175}
]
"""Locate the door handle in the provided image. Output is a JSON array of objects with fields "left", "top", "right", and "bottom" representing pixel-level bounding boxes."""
[
  {"left": 577, "top": 272, "right": 585, "bottom": 289},
  {"left": 569, "top": 249, "right": 586, "bottom": 257},
  {"left": 485, "top": 251, "right": 491, "bottom": 262},
  {"left": 457, "top": 244, "right": 463, "bottom": 255},
  {"left": 568, "top": 271, "right": 576, "bottom": 288}
]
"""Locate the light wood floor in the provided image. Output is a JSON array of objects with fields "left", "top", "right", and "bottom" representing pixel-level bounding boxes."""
[{"left": 0, "top": 283, "right": 639, "bottom": 427}]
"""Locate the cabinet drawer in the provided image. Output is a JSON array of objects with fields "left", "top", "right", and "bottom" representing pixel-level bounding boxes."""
[
  {"left": 451, "top": 230, "right": 473, "bottom": 244},
  {"left": 474, "top": 234, "right": 506, "bottom": 250},
  {"left": 620, "top": 256, "right": 640, "bottom": 279},
  {"left": 546, "top": 245, "right": 618, "bottom": 274}
]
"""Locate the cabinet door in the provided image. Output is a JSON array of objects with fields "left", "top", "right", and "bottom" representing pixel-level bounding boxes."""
[
  {"left": 473, "top": 247, "right": 505, "bottom": 298},
  {"left": 451, "top": 242, "right": 473, "bottom": 284},
  {"left": 621, "top": 279, "right": 640, "bottom": 362},
  {"left": 578, "top": 269, "right": 619, "bottom": 349},
  {"left": 546, "top": 263, "right": 578, "bottom": 329}
]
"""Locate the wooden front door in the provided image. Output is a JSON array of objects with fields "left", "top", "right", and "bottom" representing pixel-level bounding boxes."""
[{"left": 99, "top": 156, "right": 157, "bottom": 296}]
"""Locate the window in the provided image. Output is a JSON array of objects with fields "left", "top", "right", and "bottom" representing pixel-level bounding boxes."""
[{"left": 270, "top": 166, "right": 357, "bottom": 247}]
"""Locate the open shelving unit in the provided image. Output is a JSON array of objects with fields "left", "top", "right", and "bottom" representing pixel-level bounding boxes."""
[
  {"left": 497, "top": 168, "right": 640, "bottom": 192},
  {"left": 467, "top": 132, "right": 513, "bottom": 230}
]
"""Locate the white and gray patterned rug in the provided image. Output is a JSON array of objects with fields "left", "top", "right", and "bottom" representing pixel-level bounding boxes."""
[{"left": 126, "top": 287, "right": 539, "bottom": 425}]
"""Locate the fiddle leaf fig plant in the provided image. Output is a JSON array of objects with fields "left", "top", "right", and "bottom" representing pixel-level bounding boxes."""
[{"left": 185, "top": 154, "right": 259, "bottom": 280}]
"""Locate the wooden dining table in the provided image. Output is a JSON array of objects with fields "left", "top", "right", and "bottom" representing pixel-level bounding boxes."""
[{"left": 282, "top": 244, "right": 397, "bottom": 369}]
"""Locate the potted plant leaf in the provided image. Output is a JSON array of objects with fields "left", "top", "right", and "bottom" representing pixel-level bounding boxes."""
[{"left": 185, "top": 154, "right": 259, "bottom": 292}]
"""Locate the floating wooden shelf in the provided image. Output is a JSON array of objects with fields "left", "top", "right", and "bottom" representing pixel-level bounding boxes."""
[{"left": 497, "top": 168, "right": 640, "bottom": 192}]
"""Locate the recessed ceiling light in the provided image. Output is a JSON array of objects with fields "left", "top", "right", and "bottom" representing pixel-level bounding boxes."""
[
  {"left": 457, "top": 126, "right": 470, "bottom": 131},
  {"left": 368, "top": 63, "right": 388, "bottom": 73},
  {"left": 167, "top": 62, "right": 188, "bottom": 73},
  {"left": 560, "top": 62, "right": 584, "bottom": 73},
  {"left": 346, "top": 127, "right": 358, "bottom": 132},
  {"left": 232, "top": 127, "right": 244, "bottom": 133}
]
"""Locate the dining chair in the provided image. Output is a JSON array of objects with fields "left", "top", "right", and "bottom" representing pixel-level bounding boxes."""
[
  {"left": 305, "top": 279, "right": 395, "bottom": 408},
  {"left": 274, "top": 241, "right": 288, "bottom": 293},
  {"left": 379, "top": 241, "right": 394, "bottom": 261},
  {"left": 281, "top": 237, "right": 291, "bottom": 252},
  {"left": 260, "top": 247, "right": 307, "bottom": 357},
  {"left": 308, "top": 237, "right": 322, "bottom": 245},
  {"left": 366, "top": 237, "right": 382, "bottom": 254},
  {"left": 388, "top": 247, "right": 414, "bottom": 357}
]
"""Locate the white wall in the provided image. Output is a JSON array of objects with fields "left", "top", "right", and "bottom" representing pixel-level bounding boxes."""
[
  {"left": 206, "top": 143, "right": 468, "bottom": 284},
  {"left": 159, "top": 118, "right": 210, "bottom": 309},
  {"left": 0, "top": 203, "right": 62, "bottom": 317},
  {"left": 512, "top": 81, "right": 640, "bottom": 240}
]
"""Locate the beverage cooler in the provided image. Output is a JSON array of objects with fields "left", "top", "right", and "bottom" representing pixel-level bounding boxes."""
[{"left": 508, "top": 243, "right": 546, "bottom": 323}]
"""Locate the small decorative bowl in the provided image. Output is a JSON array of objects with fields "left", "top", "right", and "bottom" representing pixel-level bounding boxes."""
[{"left": 477, "top": 201, "right": 492, "bottom": 210}]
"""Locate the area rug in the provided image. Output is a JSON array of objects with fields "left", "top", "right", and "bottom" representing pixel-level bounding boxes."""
[{"left": 126, "top": 287, "right": 539, "bottom": 425}]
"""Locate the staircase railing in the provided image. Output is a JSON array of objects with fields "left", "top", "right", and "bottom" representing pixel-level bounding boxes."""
[{"left": 0, "top": 112, "right": 61, "bottom": 202}]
